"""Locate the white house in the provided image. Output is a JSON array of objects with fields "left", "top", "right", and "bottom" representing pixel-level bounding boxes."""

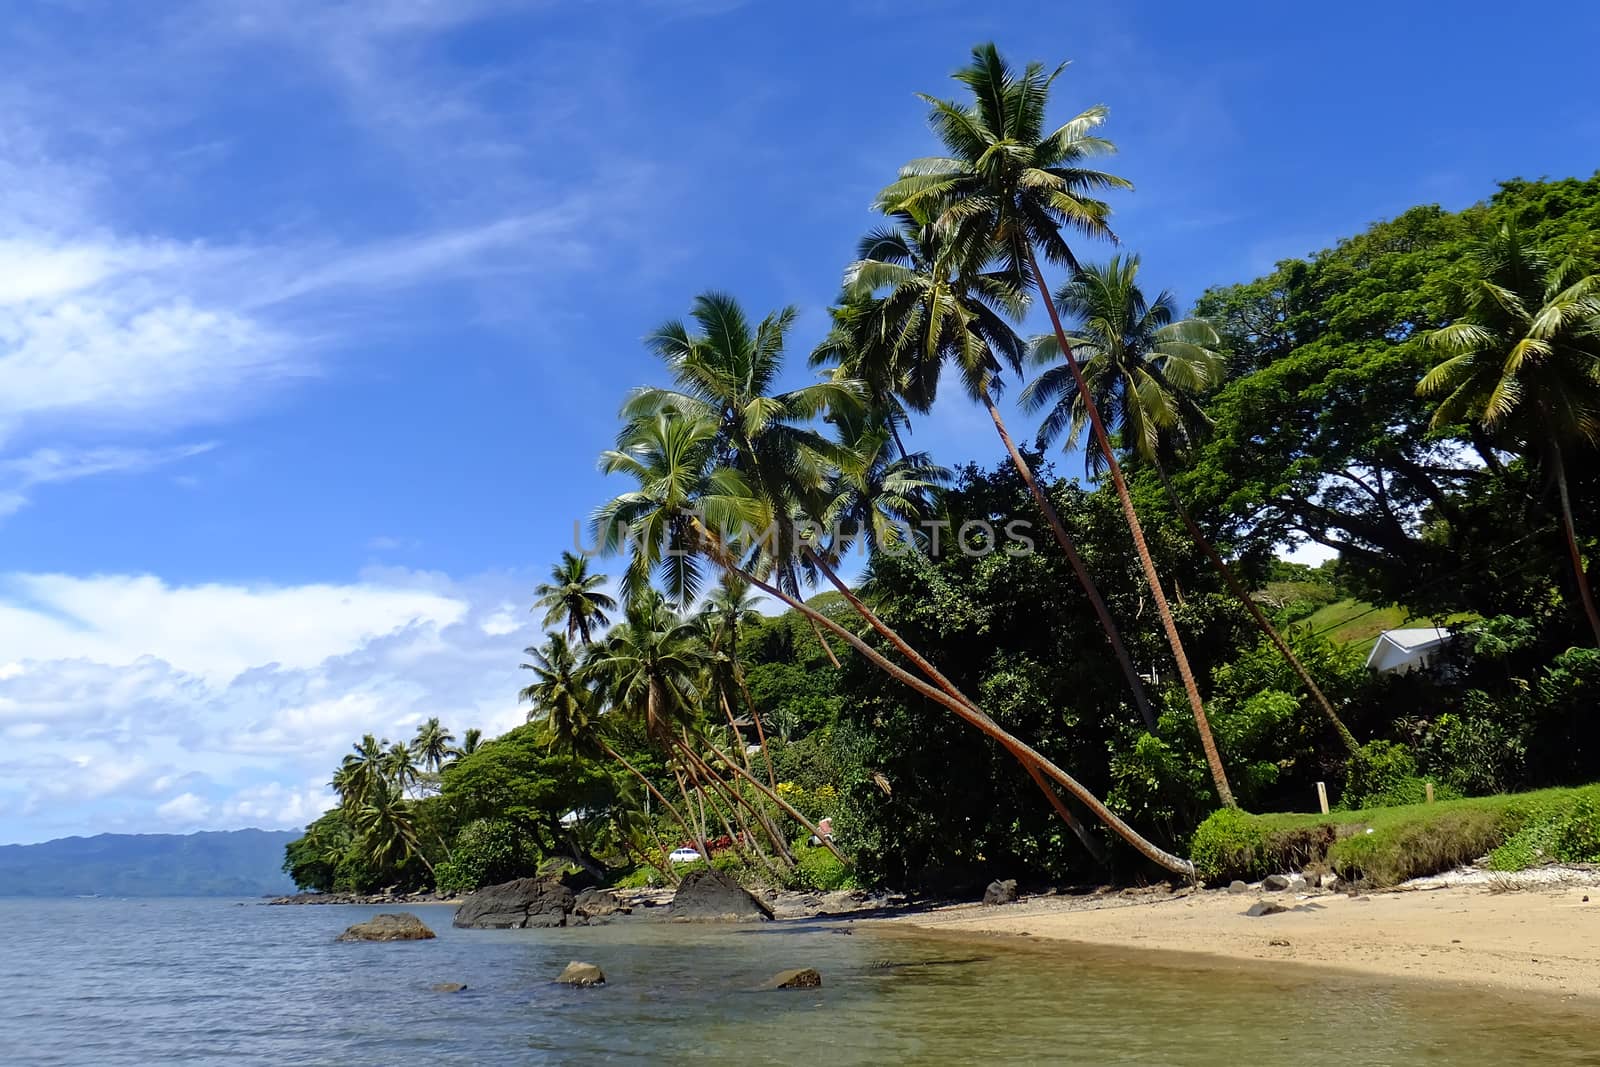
[{"left": 1365, "top": 627, "right": 1454, "bottom": 674}]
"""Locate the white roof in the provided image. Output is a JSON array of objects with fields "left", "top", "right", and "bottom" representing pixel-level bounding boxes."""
[{"left": 1365, "top": 627, "right": 1453, "bottom": 672}]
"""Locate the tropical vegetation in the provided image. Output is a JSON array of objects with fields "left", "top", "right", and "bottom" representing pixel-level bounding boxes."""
[{"left": 287, "top": 45, "right": 1600, "bottom": 897}]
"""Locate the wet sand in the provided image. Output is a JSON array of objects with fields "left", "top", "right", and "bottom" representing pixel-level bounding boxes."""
[{"left": 872, "top": 877, "right": 1600, "bottom": 1003}]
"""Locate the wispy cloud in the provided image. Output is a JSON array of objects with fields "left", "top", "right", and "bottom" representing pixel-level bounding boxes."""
[{"left": 0, "top": 443, "right": 217, "bottom": 517}]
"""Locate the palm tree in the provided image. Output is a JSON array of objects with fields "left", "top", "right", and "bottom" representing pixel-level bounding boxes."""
[
  {"left": 444, "top": 728, "right": 484, "bottom": 770},
  {"left": 595, "top": 403, "right": 1187, "bottom": 874},
  {"left": 699, "top": 576, "right": 780, "bottom": 788},
  {"left": 384, "top": 740, "right": 420, "bottom": 798},
  {"left": 521, "top": 630, "right": 687, "bottom": 882},
  {"left": 338, "top": 734, "right": 387, "bottom": 806},
  {"left": 1022, "top": 256, "right": 1359, "bottom": 753},
  {"left": 818, "top": 206, "right": 1159, "bottom": 731},
  {"left": 410, "top": 717, "right": 455, "bottom": 774},
  {"left": 1421, "top": 225, "right": 1600, "bottom": 644},
  {"left": 624, "top": 291, "right": 860, "bottom": 666},
  {"left": 533, "top": 551, "right": 618, "bottom": 645},
  {"left": 354, "top": 782, "right": 431, "bottom": 876},
  {"left": 878, "top": 43, "right": 1235, "bottom": 806}
]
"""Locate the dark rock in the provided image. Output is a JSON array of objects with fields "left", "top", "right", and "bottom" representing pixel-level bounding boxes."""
[
  {"left": 431, "top": 982, "right": 467, "bottom": 993},
  {"left": 760, "top": 968, "right": 822, "bottom": 990},
  {"left": 1245, "top": 900, "right": 1289, "bottom": 917},
  {"left": 981, "top": 879, "right": 1018, "bottom": 906},
  {"left": 1226, "top": 880, "right": 1249, "bottom": 895},
  {"left": 336, "top": 912, "right": 436, "bottom": 941},
  {"left": 668, "top": 868, "right": 773, "bottom": 923},
  {"left": 572, "top": 888, "right": 632, "bottom": 926},
  {"left": 1262, "top": 874, "right": 1292, "bottom": 891},
  {"left": 454, "top": 878, "right": 575, "bottom": 929},
  {"left": 1268, "top": 938, "right": 1291, "bottom": 947},
  {"left": 554, "top": 961, "right": 605, "bottom": 987}
]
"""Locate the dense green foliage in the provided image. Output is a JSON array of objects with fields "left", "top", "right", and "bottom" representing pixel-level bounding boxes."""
[{"left": 285, "top": 43, "right": 1600, "bottom": 897}]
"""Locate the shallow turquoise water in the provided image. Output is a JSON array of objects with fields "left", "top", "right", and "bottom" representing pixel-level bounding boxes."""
[{"left": 0, "top": 898, "right": 1593, "bottom": 1064}]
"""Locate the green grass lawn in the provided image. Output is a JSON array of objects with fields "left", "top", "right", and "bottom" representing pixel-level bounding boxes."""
[
  {"left": 1295, "top": 598, "right": 1478, "bottom": 656},
  {"left": 1191, "top": 784, "right": 1600, "bottom": 887}
]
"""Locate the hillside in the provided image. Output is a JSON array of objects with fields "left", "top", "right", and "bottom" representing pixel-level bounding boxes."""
[
  {"left": 1297, "top": 598, "right": 1476, "bottom": 656},
  {"left": 0, "top": 829, "right": 298, "bottom": 897}
]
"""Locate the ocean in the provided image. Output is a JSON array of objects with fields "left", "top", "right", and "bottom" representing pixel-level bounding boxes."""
[{"left": 0, "top": 897, "right": 1594, "bottom": 1064}]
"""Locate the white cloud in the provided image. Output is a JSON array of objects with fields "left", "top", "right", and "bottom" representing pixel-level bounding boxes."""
[
  {"left": 157, "top": 792, "right": 212, "bottom": 824},
  {"left": 0, "top": 573, "right": 468, "bottom": 686},
  {"left": 0, "top": 568, "right": 536, "bottom": 843}
]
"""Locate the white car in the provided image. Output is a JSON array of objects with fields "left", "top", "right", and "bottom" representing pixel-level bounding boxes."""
[{"left": 668, "top": 847, "right": 705, "bottom": 864}]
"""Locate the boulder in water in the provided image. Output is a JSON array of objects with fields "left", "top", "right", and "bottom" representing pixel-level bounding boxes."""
[
  {"left": 431, "top": 982, "right": 467, "bottom": 993},
  {"left": 760, "top": 968, "right": 822, "bottom": 990},
  {"left": 981, "top": 879, "right": 1018, "bottom": 906},
  {"left": 554, "top": 961, "right": 606, "bottom": 987},
  {"left": 454, "top": 878, "right": 575, "bottom": 929},
  {"left": 335, "top": 912, "right": 436, "bottom": 942},
  {"left": 668, "top": 867, "right": 773, "bottom": 922}
]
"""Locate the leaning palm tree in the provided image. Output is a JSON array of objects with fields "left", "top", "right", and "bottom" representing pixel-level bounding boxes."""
[
  {"left": 521, "top": 630, "right": 688, "bottom": 882},
  {"left": 878, "top": 43, "right": 1234, "bottom": 806},
  {"left": 699, "top": 576, "right": 780, "bottom": 789},
  {"left": 1022, "top": 256, "right": 1359, "bottom": 753},
  {"left": 410, "top": 717, "right": 455, "bottom": 774},
  {"left": 1420, "top": 226, "right": 1600, "bottom": 644},
  {"left": 595, "top": 405, "right": 1190, "bottom": 875},
  {"left": 819, "top": 206, "right": 1159, "bottom": 731},
  {"left": 534, "top": 551, "right": 617, "bottom": 645},
  {"left": 624, "top": 291, "right": 860, "bottom": 666}
]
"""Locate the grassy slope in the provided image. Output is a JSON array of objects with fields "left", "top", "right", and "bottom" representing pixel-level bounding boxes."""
[
  {"left": 1296, "top": 598, "right": 1477, "bottom": 656},
  {"left": 1192, "top": 785, "right": 1600, "bottom": 887}
]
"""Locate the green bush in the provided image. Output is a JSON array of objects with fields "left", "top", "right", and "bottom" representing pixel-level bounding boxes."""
[
  {"left": 1344, "top": 741, "right": 1458, "bottom": 809},
  {"left": 434, "top": 818, "right": 533, "bottom": 896},
  {"left": 790, "top": 844, "right": 854, "bottom": 891},
  {"left": 1489, "top": 793, "right": 1600, "bottom": 869},
  {"left": 1190, "top": 807, "right": 1270, "bottom": 882}
]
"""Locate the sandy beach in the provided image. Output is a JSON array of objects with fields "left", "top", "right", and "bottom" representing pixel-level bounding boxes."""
[{"left": 878, "top": 870, "right": 1600, "bottom": 1003}]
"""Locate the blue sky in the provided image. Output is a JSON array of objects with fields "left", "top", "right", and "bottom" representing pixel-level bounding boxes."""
[{"left": 2, "top": 0, "right": 1596, "bottom": 843}]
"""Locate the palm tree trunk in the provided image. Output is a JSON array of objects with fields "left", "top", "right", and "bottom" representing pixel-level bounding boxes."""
[
  {"left": 733, "top": 661, "right": 780, "bottom": 791},
  {"left": 679, "top": 742, "right": 759, "bottom": 868},
  {"left": 699, "top": 735, "right": 854, "bottom": 868},
  {"left": 669, "top": 764, "right": 710, "bottom": 860},
  {"left": 980, "top": 386, "right": 1159, "bottom": 731},
  {"left": 599, "top": 739, "right": 686, "bottom": 884},
  {"left": 1551, "top": 443, "right": 1600, "bottom": 645},
  {"left": 805, "top": 613, "right": 844, "bottom": 668},
  {"left": 1020, "top": 759, "right": 1109, "bottom": 866},
  {"left": 672, "top": 735, "right": 790, "bottom": 877},
  {"left": 1026, "top": 246, "right": 1235, "bottom": 808},
  {"left": 1150, "top": 459, "right": 1359, "bottom": 754},
  {"left": 691, "top": 523, "right": 1192, "bottom": 875},
  {"left": 718, "top": 691, "right": 795, "bottom": 864},
  {"left": 805, "top": 545, "right": 1107, "bottom": 863}
]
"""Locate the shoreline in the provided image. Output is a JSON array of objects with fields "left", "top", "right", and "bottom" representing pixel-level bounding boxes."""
[{"left": 853, "top": 871, "right": 1600, "bottom": 1005}]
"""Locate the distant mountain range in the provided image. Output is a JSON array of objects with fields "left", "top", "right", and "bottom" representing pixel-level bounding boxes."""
[{"left": 0, "top": 829, "right": 299, "bottom": 897}]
